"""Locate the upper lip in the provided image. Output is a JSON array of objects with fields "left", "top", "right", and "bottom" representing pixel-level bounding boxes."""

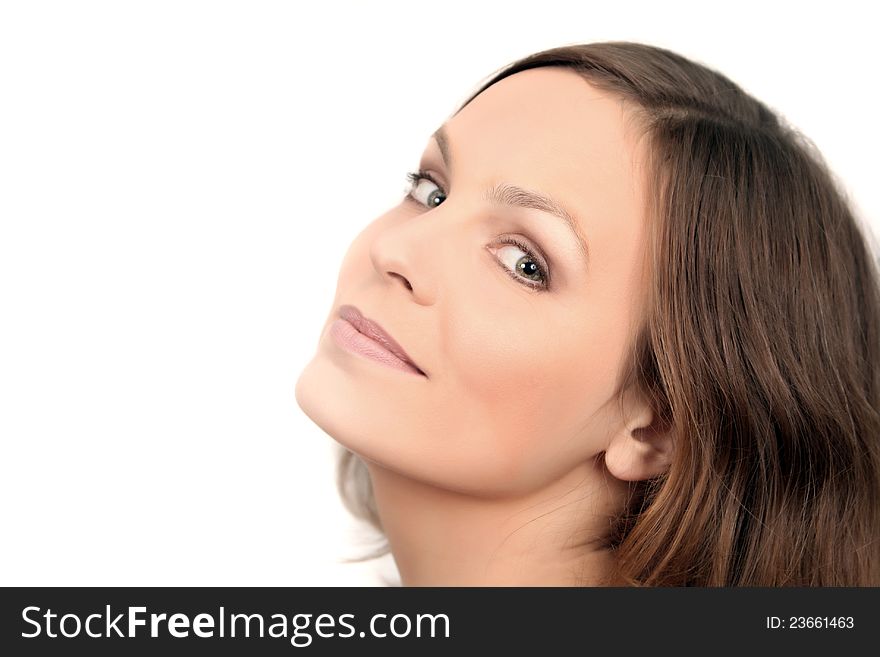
[{"left": 338, "top": 304, "right": 426, "bottom": 376}]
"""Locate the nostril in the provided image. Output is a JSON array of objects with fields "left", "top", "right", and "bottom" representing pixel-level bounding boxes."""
[{"left": 390, "top": 272, "right": 413, "bottom": 291}]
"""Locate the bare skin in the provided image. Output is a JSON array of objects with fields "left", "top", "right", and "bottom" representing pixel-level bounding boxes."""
[{"left": 295, "top": 67, "right": 674, "bottom": 586}]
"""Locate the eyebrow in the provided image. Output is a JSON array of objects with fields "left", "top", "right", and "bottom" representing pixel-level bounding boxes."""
[{"left": 431, "top": 124, "right": 590, "bottom": 267}]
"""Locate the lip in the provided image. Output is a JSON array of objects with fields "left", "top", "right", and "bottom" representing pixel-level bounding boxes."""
[{"left": 334, "top": 304, "right": 427, "bottom": 377}]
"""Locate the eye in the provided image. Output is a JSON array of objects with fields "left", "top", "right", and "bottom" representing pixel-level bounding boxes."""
[
  {"left": 404, "top": 170, "right": 447, "bottom": 208},
  {"left": 492, "top": 237, "right": 550, "bottom": 290}
]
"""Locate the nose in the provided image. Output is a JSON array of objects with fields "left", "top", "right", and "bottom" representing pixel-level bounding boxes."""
[{"left": 369, "top": 220, "right": 439, "bottom": 306}]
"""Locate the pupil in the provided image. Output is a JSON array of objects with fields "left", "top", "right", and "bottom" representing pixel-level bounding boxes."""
[
  {"left": 428, "top": 191, "right": 445, "bottom": 206},
  {"left": 518, "top": 258, "right": 539, "bottom": 279}
]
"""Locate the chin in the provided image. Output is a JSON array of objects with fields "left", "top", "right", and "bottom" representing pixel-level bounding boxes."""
[
  {"left": 295, "top": 357, "right": 349, "bottom": 443},
  {"left": 294, "top": 352, "right": 515, "bottom": 495},
  {"left": 294, "top": 354, "right": 395, "bottom": 462}
]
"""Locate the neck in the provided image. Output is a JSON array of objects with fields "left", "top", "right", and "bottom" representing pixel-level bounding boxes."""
[{"left": 364, "top": 455, "right": 631, "bottom": 586}]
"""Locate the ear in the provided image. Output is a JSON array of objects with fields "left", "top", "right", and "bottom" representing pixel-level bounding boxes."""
[{"left": 603, "top": 389, "right": 674, "bottom": 482}]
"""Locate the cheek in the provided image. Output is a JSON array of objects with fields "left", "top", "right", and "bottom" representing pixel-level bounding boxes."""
[{"left": 440, "top": 301, "right": 626, "bottom": 493}]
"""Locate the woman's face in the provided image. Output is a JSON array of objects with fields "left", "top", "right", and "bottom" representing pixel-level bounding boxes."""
[{"left": 296, "top": 67, "right": 650, "bottom": 497}]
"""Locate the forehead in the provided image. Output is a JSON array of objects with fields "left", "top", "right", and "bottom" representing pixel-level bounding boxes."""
[{"left": 446, "top": 67, "right": 646, "bottom": 200}]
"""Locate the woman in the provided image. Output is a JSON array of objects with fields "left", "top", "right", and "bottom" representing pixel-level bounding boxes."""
[{"left": 295, "top": 41, "right": 880, "bottom": 586}]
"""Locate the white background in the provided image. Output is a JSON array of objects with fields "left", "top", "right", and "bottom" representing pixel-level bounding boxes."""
[{"left": 1, "top": 1, "right": 877, "bottom": 585}]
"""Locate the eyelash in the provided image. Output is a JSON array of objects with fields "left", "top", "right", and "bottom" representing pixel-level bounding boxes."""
[{"left": 403, "top": 170, "right": 551, "bottom": 291}]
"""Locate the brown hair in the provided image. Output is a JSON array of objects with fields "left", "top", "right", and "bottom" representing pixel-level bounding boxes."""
[{"left": 336, "top": 41, "right": 880, "bottom": 585}]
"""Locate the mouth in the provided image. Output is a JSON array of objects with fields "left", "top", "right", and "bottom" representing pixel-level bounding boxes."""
[{"left": 336, "top": 304, "right": 427, "bottom": 377}]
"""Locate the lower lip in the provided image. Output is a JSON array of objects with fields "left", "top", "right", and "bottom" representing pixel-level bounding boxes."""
[{"left": 329, "top": 318, "right": 425, "bottom": 377}]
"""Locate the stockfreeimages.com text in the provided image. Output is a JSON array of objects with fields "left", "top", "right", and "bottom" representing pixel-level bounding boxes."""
[{"left": 21, "top": 605, "right": 451, "bottom": 647}]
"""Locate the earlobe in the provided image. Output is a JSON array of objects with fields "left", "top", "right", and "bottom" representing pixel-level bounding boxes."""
[{"left": 603, "top": 404, "right": 674, "bottom": 482}]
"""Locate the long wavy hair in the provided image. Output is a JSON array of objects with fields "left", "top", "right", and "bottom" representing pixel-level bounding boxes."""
[{"left": 334, "top": 41, "right": 880, "bottom": 586}]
